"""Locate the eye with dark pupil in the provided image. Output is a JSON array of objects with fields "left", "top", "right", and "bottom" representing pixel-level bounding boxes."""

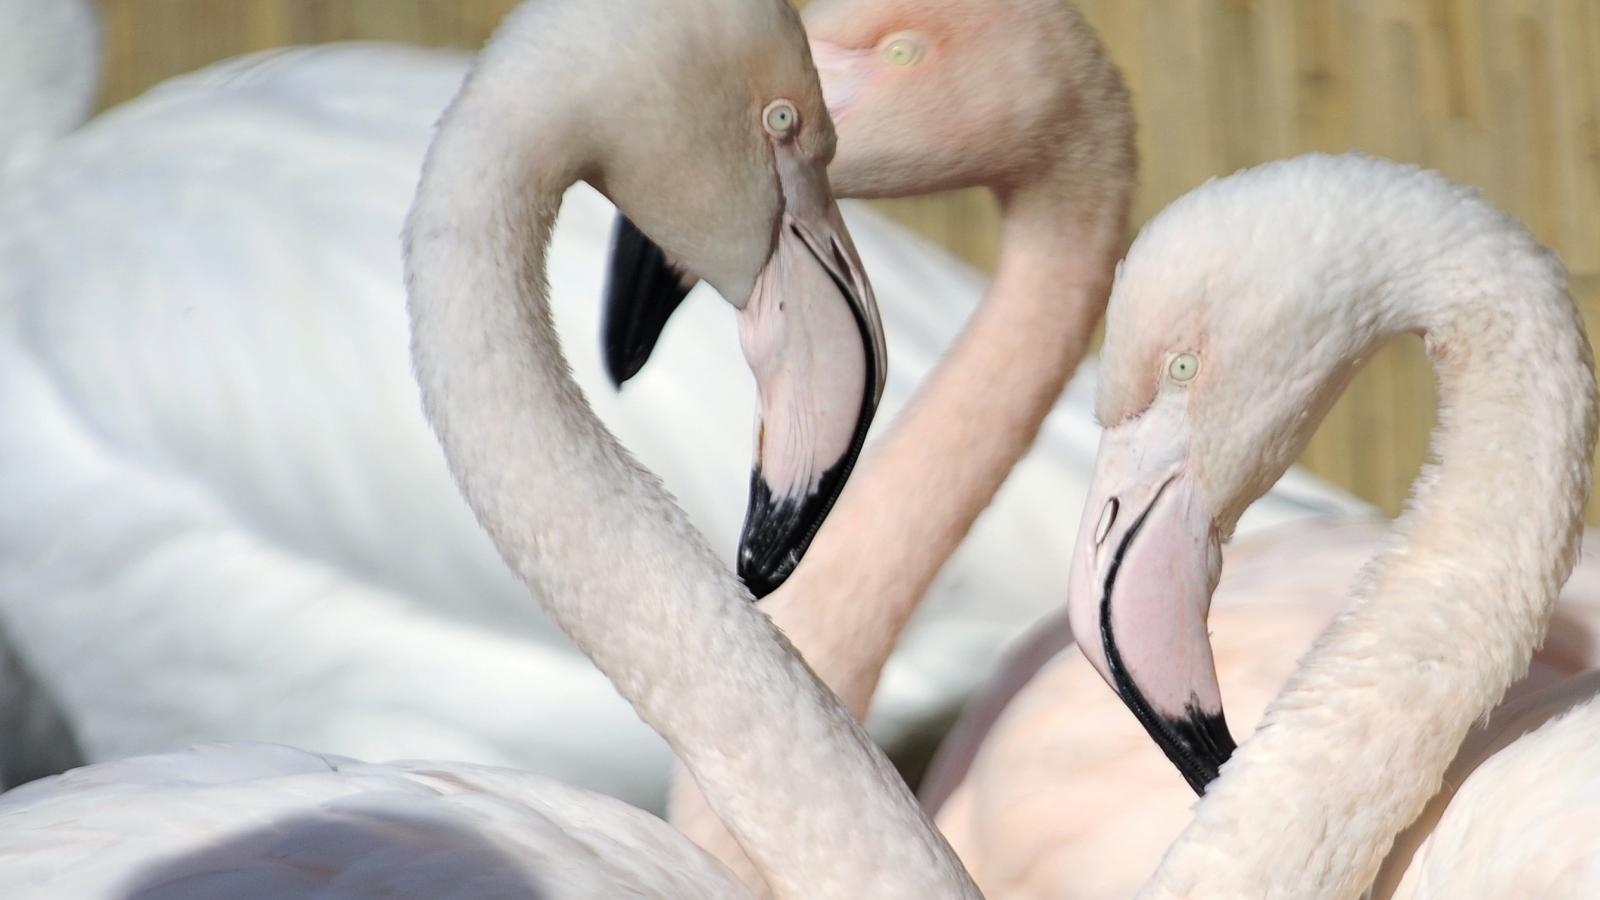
[
  {"left": 765, "top": 102, "right": 797, "bottom": 134},
  {"left": 1169, "top": 353, "right": 1200, "bottom": 383}
]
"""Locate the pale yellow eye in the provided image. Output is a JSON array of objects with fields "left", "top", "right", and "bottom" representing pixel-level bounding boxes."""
[
  {"left": 1168, "top": 353, "right": 1200, "bottom": 383},
  {"left": 882, "top": 33, "right": 924, "bottom": 67},
  {"left": 764, "top": 100, "right": 798, "bottom": 136}
]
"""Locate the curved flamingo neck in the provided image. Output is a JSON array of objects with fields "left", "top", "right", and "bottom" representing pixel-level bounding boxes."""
[
  {"left": 665, "top": 172, "right": 1127, "bottom": 895},
  {"left": 763, "top": 175, "right": 1129, "bottom": 722},
  {"left": 404, "top": 66, "right": 977, "bottom": 900},
  {"left": 1143, "top": 189, "right": 1597, "bottom": 899}
]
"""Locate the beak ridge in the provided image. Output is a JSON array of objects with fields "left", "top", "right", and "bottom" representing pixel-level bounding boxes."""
[
  {"left": 735, "top": 201, "right": 882, "bottom": 598},
  {"left": 1066, "top": 410, "right": 1235, "bottom": 794}
]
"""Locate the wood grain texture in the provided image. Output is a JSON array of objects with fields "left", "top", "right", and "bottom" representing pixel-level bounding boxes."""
[{"left": 94, "top": 0, "right": 1600, "bottom": 520}]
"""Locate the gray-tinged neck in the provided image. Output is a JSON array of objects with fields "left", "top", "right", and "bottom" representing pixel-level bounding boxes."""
[
  {"left": 403, "top": 61, "right": 979, "bottom": 900},
  {"left": 1147, "top": 167, "right": 1597, "bottom": 899},
  {"left": 0, "top": 0, "right": 100, "bottom": 180}
]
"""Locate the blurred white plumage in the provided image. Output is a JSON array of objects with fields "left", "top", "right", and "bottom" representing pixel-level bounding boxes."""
[
  {"left": 0, "top": 0, "right": 98, "bottom": 181},
  {"left": 0, "top": 3, "right": 1364, "bottom": 805},
  {"left": 0, "top": 743, "right": 748, "bottom": 899}
]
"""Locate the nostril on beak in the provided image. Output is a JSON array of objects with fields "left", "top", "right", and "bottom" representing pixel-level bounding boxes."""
[{"left": 1095, "top": 498, "right": 1119, "bottom": 547}]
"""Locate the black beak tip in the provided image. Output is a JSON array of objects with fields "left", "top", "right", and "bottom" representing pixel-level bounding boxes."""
[
  {"left": 736, "top": 552, "right": 790, "bottom": 601},
  {"left": 1099, "top": 506, "right": 1235, "bottom": 799},
  {"left": 735, "top": 403, "right": 867, "bottom": 597},
  {"left": 736, "top": 472, "right": 805, "bottom": 601},
  {"left": 1156, "top": 705, "right": 1238, "bottom": 796},
  {"left": 601, "top": 341, "right": 650, "bottom": 389}
]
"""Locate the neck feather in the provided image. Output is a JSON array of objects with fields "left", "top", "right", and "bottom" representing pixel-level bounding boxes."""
[
  {"left": 404, "top": 73, "right": 977, "bottom": 900},
  {"left": 1146, "top": 188, "right": 1597, "bottom": 898},
  {"left": 763, "top": 176, "right": 1128, "bottom": 720}
]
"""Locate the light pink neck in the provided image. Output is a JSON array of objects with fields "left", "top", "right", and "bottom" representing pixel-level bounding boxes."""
[
  {"left": 765, "top": 179, "right": 1127, "bottom": 719},
  {"left": 666, "top": 174, "right": 1130, "bottom": 891}
]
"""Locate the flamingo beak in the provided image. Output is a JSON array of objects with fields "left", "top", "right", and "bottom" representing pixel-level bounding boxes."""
[
  {"left": 735, "top": 140, "right": 885, "bottom": 598},
  {"left": 601, "top": 138, "right": 884, "bottom": 598},
  {"left": 1064, "top": 401, "right": 1235, "bottom": 795},
  {"left": 600, "top": 215, "right": 695, "bottom": 386}
]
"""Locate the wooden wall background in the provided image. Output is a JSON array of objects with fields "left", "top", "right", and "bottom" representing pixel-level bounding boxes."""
[{"left": 95, "top": 0, "right": 1600, "bottom": 521}]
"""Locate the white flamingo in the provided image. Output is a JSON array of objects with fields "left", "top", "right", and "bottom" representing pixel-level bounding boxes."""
[
  {"left": 1063, "top": 152, "right": 1599, "bottom": 899},
  {"left": 0, "top": 0, "right": 1361, "bottom": 800},
  {"left": 0, "top": 0, "right": 984, "bottom": 896}
]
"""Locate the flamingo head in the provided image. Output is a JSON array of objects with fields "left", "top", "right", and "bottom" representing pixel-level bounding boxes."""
[
  {"left": 803, "top": 0, "right": 1131, "bottom": 199},
  {"left": 570, "top": 0, "right": 886, "bottom": 598},
  {"left": 1063, "top": 156, "right": 1393, "bottom": 794}
]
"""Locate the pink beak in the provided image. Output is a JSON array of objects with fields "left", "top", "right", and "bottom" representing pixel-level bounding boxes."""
[
  {"left": 1064, "top": 401, "right": 1235, "bottom": 794},
  {"left": 733, "top": 134, "right": 885, "bottom": 598}
]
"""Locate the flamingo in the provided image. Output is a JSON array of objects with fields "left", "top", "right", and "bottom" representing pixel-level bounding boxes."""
[
  {"left": 1064, "top": 152, "right": 1599, "bottom": 898},
  {"left": 0, "top": 0, "right": 985, "bottom": 896},
  {"left": 617, "top": 0, "right": 1132, "bottom": 880},
  {"left": 602, "top": 0, "right": 1357, "bottom": 883},
  {"left": 921, "top": 517, "right": 1600, "bottom": 898},
  {"left": 0, "top": 0, "right": 1359, "bottom": 799}
]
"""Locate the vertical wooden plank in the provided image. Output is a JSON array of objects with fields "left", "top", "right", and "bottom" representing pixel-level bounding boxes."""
[
  {"left": 1206, "top": 0, "right": 1262, "bottom": 171},
  {"left": 1415, "top": 0, "right": 1490, "bottom": 192},
  {"left": 1292, "top": 0, "right": 1354, "bottom": 153},
  {"left": 1351, "top": 15, "right": 1428, "bottom": 514},
  {"left": 1517, "top": 14, "right": 1561, "bottom": 246},
  {"left": 96, "top": 0, "right": 137, "bottom": 107},
  {"left": 1288, "top": 0, "right": 1368, "bottom": 497},
  {"left": 1133, "top": 0, "right": 1225, "bottom": 217},
  {"left": 1548, "top": 0, "right": 1600, "bottom": 275},
  {"left": 1378, "top": 6, "right": 1442, "bottom": 515},
  {"left": 1252, "top": 0, "right": 1301, "bottom": 162}
]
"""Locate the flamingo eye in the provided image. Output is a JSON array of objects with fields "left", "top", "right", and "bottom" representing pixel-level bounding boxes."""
[
  {"left": 882, "top": 33, "right": 925, "bottom": 67},
  {"left": 764, "top": 100, "right": 798, "bottom": 136},
  {"left": 1168, "top": 353, "right": 1200, "bottom": 384}
]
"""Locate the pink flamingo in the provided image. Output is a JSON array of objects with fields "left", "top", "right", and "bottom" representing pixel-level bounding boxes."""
[{"left": 1063, "top": 153, "right": 1600, "bottom": 898}]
